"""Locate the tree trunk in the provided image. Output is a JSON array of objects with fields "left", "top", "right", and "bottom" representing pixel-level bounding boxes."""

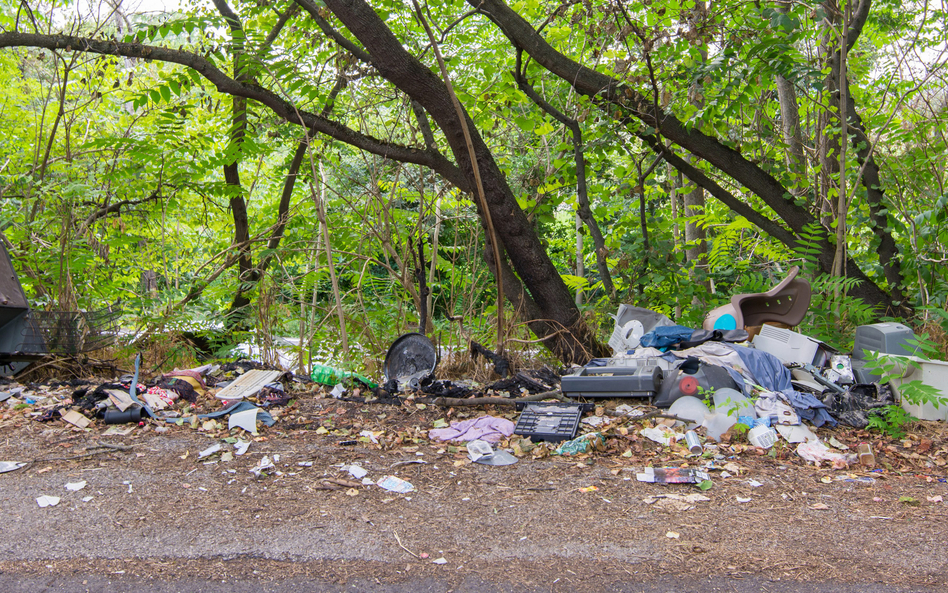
[{"left": 323, "top": 0, "right": 605, "bottom": 362}]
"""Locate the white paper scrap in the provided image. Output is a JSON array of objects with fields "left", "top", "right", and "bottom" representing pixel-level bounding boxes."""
[{"left": 36, "top": 495, "right": 60, "bottom": 508}]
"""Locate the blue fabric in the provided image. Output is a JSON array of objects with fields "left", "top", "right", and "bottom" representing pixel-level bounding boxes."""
[
  {"left": 639, "top": 325, "right": 695, "bottom": 349},
  {"left": 730, "top": 345, "right": 836, "bottom": 427}
]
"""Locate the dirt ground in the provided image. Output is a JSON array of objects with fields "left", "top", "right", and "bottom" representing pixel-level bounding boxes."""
[{"left": 1, "top": 377, "right": 947, "bottom": 592}]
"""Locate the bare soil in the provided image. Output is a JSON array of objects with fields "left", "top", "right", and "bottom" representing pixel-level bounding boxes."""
[{"left": 1, "top": 380, "right": 946, "bottom": 591}]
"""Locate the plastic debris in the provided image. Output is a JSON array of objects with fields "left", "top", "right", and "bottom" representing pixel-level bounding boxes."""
[
  {"left": 346, "top": 465, "right": 368, "bottom": 479},
  {"left": 554, "top": 432, "right": 605, "bottom": 456},
  {"left": 234, "top": 440, "right": 251, "bottom": 456},
  {"left": 198, "top": 444, "right": 222, "bottom": 459},
  {"left": 797, "top": 440, "right": 851, "bottom": 465},
  {"left": 330, "top": 384, "right": 346, "bottom": 399},
  {"left": 636, "top": 467, "right": 710, "bottom": 484},
  {"left": 466, "top": 439, "right": 517, "bottom": 466},
  {"left": 228, "top": 407, "right": 262, "bottom": 435},
  {"left": 712, "top": 387, "right": 756, "bottom": 418},
  {"left": 431, "top": 557, "right": 448, "bottom": 565},
  {"left": 36, "top": 495, "right": 60, "bottom": 507},
  {"left": 667, "top": 396, "right": 710, "bottom": 429},
  {"left": 250, "top": 455, "right": 275, "bottom": 477},
  {"left": 614, "top": 404, "right": 645, "bottom": 417},
  {"left": 65, "top": 481, "right": 87, "bottom": 491},
  {"left": 776, "top": 424, "right": 819, "bottom": 443},
  {"left": 0, "top": 461, "right": 26, "bottom": 473},
  {"left": 581, "top": 415, "right": 608, "bottom": 428},
  {"left": 640, "top": 427, "right": 678, "bottom": 446},
  {"left": 376, "top": 475, "right": 415, "bottom": 494},
  {"left": 828, "top": 437, "right": 850, "bottom": 450},
  {"left": 702, "top": 412, "right": 736, "bottom": 442}
]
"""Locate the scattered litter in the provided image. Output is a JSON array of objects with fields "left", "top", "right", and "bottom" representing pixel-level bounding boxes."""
[
  {"left": 578, "top": 485, "right": 599, "bottom": 493},
  {"left": 615, "top": 404, "right": 645, "bottom": 417},
  {"left": 360, "top": 430, "right": 381, "bottom": 444},
  {"left": 809, "top": 502, "right": 830, "bottom": 510},
  {"left": 377, "top": 475, "right": 415, "bottom": 494},
  {"left": 554, "top": 432, "right": 605, "bottom": 456},
  {"left": 0, "top": 461, "right": 26, "bottom": 473},
  {"left": 640, "top": 427, "right": 679, "bottom": 446},
  {"left": 102, "top": 425, "right": 135, "bottom": 436},
  {"left": 228, "top": 407, "right": 262, "bottom": 435},
  {"left": 330, "top": 384, "right": 346, "bottom": 399},
  {"left": 250, "top": 455, "right": 275, "bottom": 477},
  {"left": 81, "top": 496, "right": 93, "bottom": 502},
  {"left": 666, "top": 531, "right": 680, "bottom": 539},
  {"left": 797, "top": 440, "right": 852, "bottom": 465},
  {"left": 234, "top": 440, "right": 251, "bottom": 456},
  {"left": 636, "top": 467, "right": 710, "bottom": 484},
  {"left": 346, "top": 465, "right": 368, "bottom": 479},
  {"left": 65, "top": 481, "right": 87, "bottom": 491},
  {"left": 828, "top": 437, "right": 849, "bottom": 450},
  {"left": 736, "top": 496, "right": 752, "bottom": 503},
  {"left": 60, "top": 409, "right": 91, "bottom": 429},
  {"left": 198, "top": 444, "right": 222, "bottom": 459},
  {"left": 466, "top": 439, "right": 518, "bottom": 466},
  {"left": 748, "top": 479, "right": 763, "bottom": 488},
  {"left": 36, "top": 495, "right": 60, "bottom": 507},
  {"left": 581, "top": 416, "right": 607, "bottom": 428},
  {"left": 432, "top": 557, "right": 448, "bottom": 565},
  {"left": 857, "top": 443, "right": 875, "bottom": 467},
  {"left": 776, "top": 423, "right": 819, "bottom": 444},
  {"left": 747, "top": 425, "right": 778, "bottom": 449},
  {"left": 928, "top": 496, "right": 943, "bottom": 503}
]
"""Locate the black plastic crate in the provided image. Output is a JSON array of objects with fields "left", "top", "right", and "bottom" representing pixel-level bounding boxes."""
[{"left": 513, "top": 402, "right": 593, "bottom": 442}]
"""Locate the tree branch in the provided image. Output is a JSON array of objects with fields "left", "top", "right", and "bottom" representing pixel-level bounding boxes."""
[{"left": 0, "top": 31, "right": 469, "bottom": 191}]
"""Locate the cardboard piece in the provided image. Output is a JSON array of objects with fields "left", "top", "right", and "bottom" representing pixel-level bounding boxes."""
[
  {"left": 105, "top": 389, "right": 134, "bottom": 412},
  {"left": 60, "top": 409, "right": 91, "bottom": 428}
]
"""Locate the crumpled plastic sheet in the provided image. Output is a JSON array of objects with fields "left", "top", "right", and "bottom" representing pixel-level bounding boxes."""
[{"left": 797, "top": 439, "right": 852, "bottom": 465}]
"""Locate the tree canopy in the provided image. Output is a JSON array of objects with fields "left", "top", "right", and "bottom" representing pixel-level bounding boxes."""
[{"left": 1, "top": 0, "right": 946, "bottom": 368}]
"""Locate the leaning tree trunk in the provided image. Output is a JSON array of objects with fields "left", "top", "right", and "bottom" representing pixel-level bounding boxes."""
[{"left": 323, "top": 0, "right": 606, "bottom": 362}]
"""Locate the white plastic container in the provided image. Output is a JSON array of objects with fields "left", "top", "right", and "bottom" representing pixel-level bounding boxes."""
[
  {"left": 752, "top": 325, "right": 820, "bottom": 365},
  {"left": 888, "top": 356, "right": 948, "bottom": 421}
]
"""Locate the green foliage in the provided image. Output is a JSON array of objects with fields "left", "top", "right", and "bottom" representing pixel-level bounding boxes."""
[{"left": 867, "top": 405, "right": 915, "bottom": 440}]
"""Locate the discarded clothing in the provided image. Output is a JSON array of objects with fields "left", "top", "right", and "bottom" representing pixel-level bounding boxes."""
[
  {"left": 679, "top": 329, "right": 749, "bottom": 349},
  {"left": 730, "top": 345, "right": 836, "bottom": 428},
  {"left": 754, "top": 391, "right": 801, "bottom": 425},
  {"left": 639, "top": 325, "right": 695, "bottom": 349},
  {"left": 428, "top": 415, "right": 515, "bottom": 443}
]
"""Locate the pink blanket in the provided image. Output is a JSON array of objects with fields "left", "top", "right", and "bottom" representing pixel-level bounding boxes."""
[{"left": 428, "top": 415, "right": 515, "bottom": 443}]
